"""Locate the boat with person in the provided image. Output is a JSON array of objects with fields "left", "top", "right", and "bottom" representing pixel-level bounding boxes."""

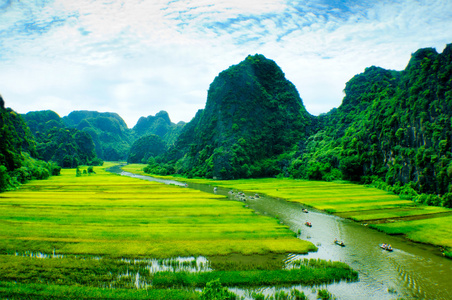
[
  {"left": 305, "top": 221, "right": 312, "bottom": 227},
  {"left": 334, "top": 238, "right": 345, "bottom": 247},
  {"left": 380, "top": 243, "right": 393, "bottom": 251}
]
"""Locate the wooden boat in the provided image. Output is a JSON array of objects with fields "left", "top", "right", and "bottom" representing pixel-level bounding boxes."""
[
  {"left": 380, "top": 244, "right": 393, "bottom": 251},
  {"left": 302, "top": 208, "right": 308, "bottom": 213},
  {"left": 334, "top": 239, "right": 345, "bottom": 247},
  {"left": 305, "top": 221, "right": 312, "bottom": 227}
]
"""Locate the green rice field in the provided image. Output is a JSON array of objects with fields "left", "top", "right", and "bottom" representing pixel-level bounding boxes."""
[
  {"left": 0, "top": 163, "right": 361, "bottom": 299},
  {"left": 124, "top": 165, "right": 452, "bottom": 249},
  {"left": 0, "top": 164, "right": 315, "bottom": 257}
]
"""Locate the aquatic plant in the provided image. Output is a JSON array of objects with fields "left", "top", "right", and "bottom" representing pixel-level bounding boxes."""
[
  {"left": 200, "top": 279, "right": 237, "bottom": 300},
  {"left": 317, "top": 289, "right": 334, "bottom": 300}
]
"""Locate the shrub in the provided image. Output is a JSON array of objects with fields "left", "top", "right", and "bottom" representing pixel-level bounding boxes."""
[
  {"left": 200, "top": 279, "right": 237, "bottom": 300},
  {"left": 317, "top": 289, "right": 333, "bottom": 300}
]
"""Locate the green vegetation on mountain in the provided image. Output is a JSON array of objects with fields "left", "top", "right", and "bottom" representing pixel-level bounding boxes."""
[
  {"left": 23, "top": 110, "right": 101, "bottom": 168},
  {"left": 0, "top": 97, "right": 60, "bottom": 192},
  {"left": 142, "top": 44, "right": 452, "bottom": 209},
  {"left": 63, "top": 111, "right": 133, "bottom": 161},
  {"left": 60, "top": 110, "right": 184, "bottom": 162},
  {"left": 289, "top": 44, "right": 452, "bottom": 208},
  {"left": 127, "top": 134, "right": 166, "bottom": 163},
  {"left": 163, "top": 54, "right": 317, "bottom": 179},
  {"left": 133, "top": 110, "right": 185, "bottom": 146}
]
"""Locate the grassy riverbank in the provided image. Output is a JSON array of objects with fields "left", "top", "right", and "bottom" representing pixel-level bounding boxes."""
[
  {"left": 0, "top": 162, "right": 360, "bottom": 299},
  {"left": 124, "top": 164, "right": 452, "bottom": 250}
]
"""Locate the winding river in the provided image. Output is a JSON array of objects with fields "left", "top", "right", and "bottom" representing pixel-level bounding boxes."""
[{"left": 109, "top": 166, "right": 452, "bottom": 300}]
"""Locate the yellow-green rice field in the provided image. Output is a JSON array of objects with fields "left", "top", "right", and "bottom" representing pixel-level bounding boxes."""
[
  {"left": 0, "top": 163, "right": 361, "bottom": 299},
  {"left": 0, "top": 163, "right": 315, "bottom": 258},
  {"left": 124, "top": 164, "right": 452, "bottom": 249}
]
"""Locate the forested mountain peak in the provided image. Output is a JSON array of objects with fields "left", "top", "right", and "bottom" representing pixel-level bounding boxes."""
[
  {"left": 132, "top": 110, "right": 184, "bottom": 147},
  {"left": 24, "top": 110, "right": 65, "bottom": 133},
  {"left": 1, "top": 99, "right": 60, "bottom": 192},
  {"left": 63, "top": 110, "right": 128, "bottom": 130},
  {"left": 22, "top": 110, "right": 100, "bottom": 167},
  {"left": 295, "top": 43, "right": 452, "bottom": 204},
  {"left": 164, "top": 54, "right": 316, "bottom": 179}
]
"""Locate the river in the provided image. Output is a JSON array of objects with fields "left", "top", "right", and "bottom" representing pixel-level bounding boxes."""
[{"left": 109, "top": 166, "right": 452, "bottom": 300}]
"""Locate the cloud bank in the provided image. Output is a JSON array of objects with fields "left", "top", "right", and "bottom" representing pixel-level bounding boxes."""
[{"left": 0, "top": 0, "right": 451, "bottom": 127}]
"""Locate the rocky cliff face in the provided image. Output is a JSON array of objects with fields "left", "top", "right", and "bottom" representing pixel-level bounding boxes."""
[
  {"left": 308, "top": 44, "right": 452, "bottom": 195},
  {"left": 166, "top": 54, "right": 317, "bottom": 179}
]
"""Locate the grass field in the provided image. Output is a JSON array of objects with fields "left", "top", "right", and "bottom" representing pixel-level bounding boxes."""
[
  {"left": 124, "top": 164, "right": 452, "bottom": 249},
  {"left": 0, "top": 164, "right": 316, "bottom": 258},
  {"left": 0, "top": 163, "right": 362, "bottom": 299}
]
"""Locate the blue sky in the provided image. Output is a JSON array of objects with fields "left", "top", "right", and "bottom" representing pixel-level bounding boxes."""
[{"left": 1, "top": 0, "right": 451, "bottom": 127}]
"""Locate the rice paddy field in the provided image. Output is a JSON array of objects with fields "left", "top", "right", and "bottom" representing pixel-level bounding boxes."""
[
  {"left": 0, "top": 163, "right": 360, "bottom": 299},
  {"left": 123, "top": 165, "right": 452, "bottom": 250}
]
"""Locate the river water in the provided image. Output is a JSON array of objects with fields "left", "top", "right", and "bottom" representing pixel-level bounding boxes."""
[{"left": 109, "top": 166, "right": 452, "bottom": 300}]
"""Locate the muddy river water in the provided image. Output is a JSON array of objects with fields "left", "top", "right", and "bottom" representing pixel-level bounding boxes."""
[{"left": 110, "top": 166, "right": 452, "bottom": 299}]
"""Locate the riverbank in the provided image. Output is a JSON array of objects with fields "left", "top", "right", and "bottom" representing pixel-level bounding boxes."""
[{"left": 122, "top": 164, "right": 452, "bottom": 252}]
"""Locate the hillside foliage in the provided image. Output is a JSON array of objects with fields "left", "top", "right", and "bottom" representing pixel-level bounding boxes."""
[
  {"left": 163, "top": 54, "right": 317, "bottom": 179},
  {"left": 23, "top": 110, "right": 102, "bottom": 167},
  {"left": 63, "top": 111, "right": 133, "bottom": 161},
  {"left": 0, "top": 97, "right": 60, "bottom": 192},
  {"left": 3, "top": 44, "right": 452, "bottom": 208},
  {"left": 289, "top": 44, "right": 452, "bottom": 207},
  {"left": 127, "top": 134, "right": 167, "bottom": 164}
]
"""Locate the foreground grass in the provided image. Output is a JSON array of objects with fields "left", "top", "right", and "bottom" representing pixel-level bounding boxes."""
[
  {"left": 125, "top": 164, "right": 452, "bottom": 249},
  {"left": 0, "top": 281, "right": 198, "bottom": 300}
]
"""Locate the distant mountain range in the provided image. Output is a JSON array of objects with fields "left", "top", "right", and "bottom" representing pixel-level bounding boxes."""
[{"left": 1, "top": 43, "right": 451, "bottom": 206}]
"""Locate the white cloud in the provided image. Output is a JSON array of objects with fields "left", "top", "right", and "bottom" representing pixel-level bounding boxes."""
[{"left": 0, "top": 0, "right": 451, "bottom": 127}]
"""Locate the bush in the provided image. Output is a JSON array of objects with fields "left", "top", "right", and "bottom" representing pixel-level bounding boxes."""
[
  {"left": 290, "top": 289, "right": 307, "bottom": 300},
  {"left": 200, "top": 279, "right": 237, "bottom": 300},
  {"left": 317, "top": 289, "right": 333, "bottom": 300},
  {"left": 441, "top": 193, "right": 452, "bottom": 208}
]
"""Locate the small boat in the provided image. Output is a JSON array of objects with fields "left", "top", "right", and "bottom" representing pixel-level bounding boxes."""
[
  {"left": 254, "top": 193, "right": 260, "bottom": 198},
  {"left": 334, "top": 239, "right": 345, "bottom": 247},
  {"left": 305, "top": 221, "right": 312, "bottom": 227},
  {"left": 380, "top": 244, "right": 393, "bottom": 251},
  {"left": 302, "top": 208, "right": 308, "bottom": 213}
]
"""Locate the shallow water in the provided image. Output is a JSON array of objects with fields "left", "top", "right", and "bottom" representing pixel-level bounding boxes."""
[{"left": 110, "top": 166, "right": 452, "bottom": 299}]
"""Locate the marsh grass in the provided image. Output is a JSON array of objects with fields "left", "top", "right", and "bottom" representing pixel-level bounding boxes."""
[
  {"left": 370, "top": 215, "right": 452, "bottom": 247},
  {"left": 0, "top": 163, "right": 315, "bottom": 258},
  {"left": 0, "top": 281, "right": 198, "bottom": 300},
  {"left": 141, "top": 173, "right": 451, "bottom": 249},
  {"left": 0, "top": 162, "right": 362, "bottom": 298}
]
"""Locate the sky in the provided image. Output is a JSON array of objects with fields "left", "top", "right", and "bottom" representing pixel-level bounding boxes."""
[{"left": 0, "top": 0, "right": 451, "bottom": 127}]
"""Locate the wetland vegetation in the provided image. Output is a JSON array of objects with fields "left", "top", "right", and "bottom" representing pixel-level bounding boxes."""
[
  {"left": 0, "top": 163, "right": 358, "bottom": 299},
  {"left": 124, "top": 164, "right": 452, "bottom": 254}
]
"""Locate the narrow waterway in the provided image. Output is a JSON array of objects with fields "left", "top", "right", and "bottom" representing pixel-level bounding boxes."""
[{"left": 109, "top": 166, "right": 452, "bottom": 300}]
